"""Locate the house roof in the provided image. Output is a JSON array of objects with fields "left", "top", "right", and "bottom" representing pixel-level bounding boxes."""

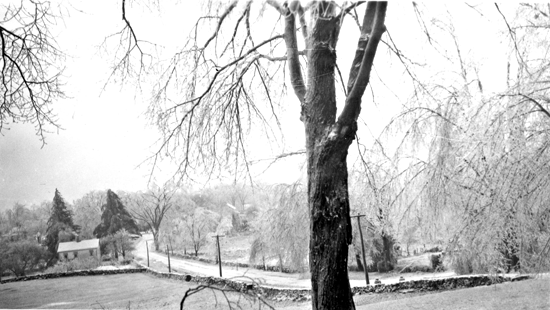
[{"left": 57, "top": 238, "right": 100, "bottom": 253}]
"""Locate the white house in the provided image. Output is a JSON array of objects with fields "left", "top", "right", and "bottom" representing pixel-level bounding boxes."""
[{"left": 57, "top": 238, "right": 100, "bottom": 261}]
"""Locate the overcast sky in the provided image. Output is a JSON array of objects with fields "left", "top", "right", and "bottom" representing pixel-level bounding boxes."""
[
  {"left": 0, "top": 1, "right": 156, "bottom": 208},
  {"left": 0, "top": 1, "right": 513, "bottom": 210},
  {"left": 0, "top": 0, "right": 309, "bottom": 209}
]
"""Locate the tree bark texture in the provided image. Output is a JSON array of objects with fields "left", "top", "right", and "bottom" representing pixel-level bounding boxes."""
[
  {"left": 280, "top": 2, "right": 387, "bottom": 309},
  {"left": 304, "top": 12, "right": 356, "bottom": 310}
]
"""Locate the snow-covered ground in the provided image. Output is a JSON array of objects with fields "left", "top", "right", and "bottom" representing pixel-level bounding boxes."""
[{"left": 95, "top": 264, "right": 137, "bottom": 271}]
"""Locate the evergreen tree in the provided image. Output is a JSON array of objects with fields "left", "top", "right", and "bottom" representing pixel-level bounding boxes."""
[
  {"left": 44, "top": 189, "right": 79, "bottom": 257},
  {"left": 93, "top": 190, "right": 139, "bottom": 238}
]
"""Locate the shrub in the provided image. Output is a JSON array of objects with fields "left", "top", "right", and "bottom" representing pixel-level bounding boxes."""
[
  {"left": 366, "top": 233, "right": 398, "bottom": 272},
  {"left": 399, "top": 265, "right": 433, "bottom": 273},
  {"left": 377, "top": 261, "right": 393, "bottom": 273},
  {"left": 3, "top": 240, "right": 47, "bottom": 276},
  {"left": 426, "top": 246, "right": 442, "bottom": 253},
  {"left": 417, "top": 265, "right": 433, "bottom": 272},
  {"left": 100, "top": 230, "right": 136, "bottom": 261},
  {"left": 451, "top": 253, "right": 474, "bottom": 274},
  {"left": 431, "top": 254, "right": 443, "bottom": 271},
  {"left": 120, "top": 258, "right": 133, "bottom": 265},
  {"left": 348, "top": 264, "right": 362, "bottom": 272},
  {"left": 449, "top": 249, "right": 498, "bottom": 275},
  {"left": 45, "top": 257, "right": 100, "bottom": 274}
]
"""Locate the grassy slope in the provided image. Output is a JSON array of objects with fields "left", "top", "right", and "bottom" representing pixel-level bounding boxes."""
[
  {"left": 0, "top": 272, "right": 297, "bottom": 309},
  {"left": 354, "top": 277, "right": 550, "bottom": 310},
  {"left": 2, "top": 271, "right": 549, "bottom": 309}
]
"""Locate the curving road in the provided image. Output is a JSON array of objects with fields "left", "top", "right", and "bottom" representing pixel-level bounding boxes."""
[
  {"left": 134, "top": 234, "right": 313, "bottom": 289},
  {"left": 133, "top": 234, "right": 466, "bottom": 289}
]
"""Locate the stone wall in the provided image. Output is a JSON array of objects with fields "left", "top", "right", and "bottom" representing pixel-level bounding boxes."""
[
  {"left": 1, "top": 260, "right": 532, "bottom": 304},
  {"left": 352, "top": 274, "right": 532, "bottom": 295},
  {"left": 0, "top": 268, "right": 146, "bottom": 284},
  {"left": 135, "top": 261, "right": 532, "bottom": 302}
]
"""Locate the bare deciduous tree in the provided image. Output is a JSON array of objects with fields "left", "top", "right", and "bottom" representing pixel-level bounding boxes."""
[
  {"left": 366, "top": 3, "right": 550, "bottom": 274},
  {"left": 73, "top": 190, "right": 106, "bottom": 239},
  {"left": 182, "top": 207, "right": 219, "bottom": 257},
  {"left": 250, "top": 183, "right": 308, "bottom": 273},
  {"left": 0, "top": 1, "right": 64, "bottom": 143},
  {"left": 109, "top": 2, "right": 388, "bottom": 308},
  {"left": 128, "top": 184, "right": 174, "bottom": 251}
]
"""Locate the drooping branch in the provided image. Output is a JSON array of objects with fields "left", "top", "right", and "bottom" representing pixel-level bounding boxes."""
[
  {"left": 145, "top": 26, "right": 286, "bottom": 180},
  {"left": 495, "top": 3, "right": 530, "bottom": 75},
  {"left": 0, "top": 1, "right": 64, "bottom": 145},
  {"left": 200, "top": 0, "right": 239, "bottom": 53},
  {"left": 103, "top": 0, "right": 152, "bottom": 86},
  {"left": 221, "top": 1, "right": 252, "bottom": 58},
  {"left": 517, "top": 93, "right": 550, "bottom": 120},
  {"left": 167, "top": 35, "right": 283, "bottom": 113}
]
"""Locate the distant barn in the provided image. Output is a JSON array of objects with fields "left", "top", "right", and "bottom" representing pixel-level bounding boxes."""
[{"left": 57, "top": 238, "right": 100, "bottom": 261}]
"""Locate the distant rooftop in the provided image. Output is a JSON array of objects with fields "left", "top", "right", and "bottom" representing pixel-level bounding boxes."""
[{"left": 58, "top": 238, "right": 99, "bottom": 253}]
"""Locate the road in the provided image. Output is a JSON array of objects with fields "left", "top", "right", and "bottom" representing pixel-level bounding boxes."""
[
  {"left": 134, "top": 235, "right": 312, "bottom": 289},
  {"left": 133, "top": 234, "right": 458, "bottom": 289}
]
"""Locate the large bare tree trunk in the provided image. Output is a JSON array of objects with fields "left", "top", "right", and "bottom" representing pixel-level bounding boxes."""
[
  {"left": 294, "top": 3, "right": 387, "bottom": 309},
  {"left": 307, "top": 134, "right": 356, "bottom": 309},
  {"left": 303, "top": 11, "right": 358, "bottom": 309}
]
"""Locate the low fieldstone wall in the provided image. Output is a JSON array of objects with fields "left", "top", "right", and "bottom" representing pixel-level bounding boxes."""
[
  {"left": 352, "top": 274, "right": 532, "bottom": 295},
  {"left": 135, "top": 261, "right": 310, "bottom": 301},
  {"left": 136, "top": 260, "right": 531, "bottom": 302},
  {"left": 0, "top": 268, "right": 146, "bottom": 284},
  {"left": 2, "top": 260, "right": 533, "bottom": 304}
]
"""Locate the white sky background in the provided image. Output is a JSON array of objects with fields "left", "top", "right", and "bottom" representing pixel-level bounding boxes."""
[{"left": 0, "top": 1, "right": 515, "bottom": 210}]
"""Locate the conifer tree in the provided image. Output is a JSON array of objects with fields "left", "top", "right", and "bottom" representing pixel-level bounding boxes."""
[
  {"left": 93, "top": 189, "right": 139, "bottom": 238},
  {"left": 45, "top": 189, "right": 79, "bottom": 257}
]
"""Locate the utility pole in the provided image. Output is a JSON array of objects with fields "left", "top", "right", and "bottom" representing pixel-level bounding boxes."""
[
  {"left": 168, "top": 235, "right": 173, "bottom": 255},
  {"left": 166, "top": 244, "right": 171, "bottom": 273},
  {"left": 212, "top": 234, "right": 225, "bottom": 277},
  {"left": 352, "top": 214, "right": 370, "bottom": 285},
  {"left": 146, "top": 240, "right": 150, "bottom": 267}
]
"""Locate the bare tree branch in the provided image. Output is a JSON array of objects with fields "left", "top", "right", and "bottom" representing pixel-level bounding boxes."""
[
  {"left": 282, "top": 3, "right": 306, "bottom": 105},
  {"left": 516, "top": 93, "right": 550, "bottom": 120},
  {"left": 338, "top": 2, "right": 387, "bottom": 125},
  {"left": 495, "top": 3, "right": 530, "bottom": 75},
  {"left": 127, "top": 183, "right": 175, "bottom": 250},
  {"left": 0, "top": 1, "right": 64, "bottom": 145}
]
